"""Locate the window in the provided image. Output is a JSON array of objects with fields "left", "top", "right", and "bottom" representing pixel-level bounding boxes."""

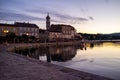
[
  {"left": 35, "top": 33, "right": 37, "bottom": 36},
  {"left": 28, "top": 28, "right": 30, "bottom": 31},
  {"left": 13, "top": 28, "right": 16, "bottom": 31},
  {"left": 20, "top": 27, "right": 22, "bottom": 31},
  {"left": 26, "top": 33, "right": 29, "bottom": 36},
  {"left": 3, "top": 30, "right": 9, "bottom": 33},
  {"left": 24, "top": 28, "right": 26, "bottom": 31},
  {"left": 20, "top": 33, "right": 23, "bottom": 36},
  {"left": 35, "top": 28, "right": 38, "bottom": 31}
]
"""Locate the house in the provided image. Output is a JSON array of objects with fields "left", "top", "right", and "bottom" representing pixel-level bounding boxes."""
[
  {"left": 49, "top": 24, "right": 76, "bottom": 41},
  {"left": 0, "top": 23, "right": 17, "bottom": 36},
  {"left": 0, "top": 22, "right": 39, "bottom": 38}
]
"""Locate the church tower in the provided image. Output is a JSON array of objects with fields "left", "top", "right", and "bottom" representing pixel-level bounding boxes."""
[{"left": 46, "top": 13, "right": 50, "bottom": 31}]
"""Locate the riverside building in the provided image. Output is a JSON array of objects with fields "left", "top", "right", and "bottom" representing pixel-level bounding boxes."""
[{"left": 0, "top": 22, "right": 39, "bottom": 38}]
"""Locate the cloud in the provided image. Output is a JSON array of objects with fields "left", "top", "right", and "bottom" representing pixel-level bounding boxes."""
[
  {"left": 0, "top": 0, "right": 5, "bottom": 5},
  {"left": 26, "top": 8, "right": 47, "bottom": 14},
  {"left": 81, "top": 8, "right": 86, "bottom": 14},
  {"left": 26, "top": 8, "right": 88, "bottom": 23},
  {"left": 88, "top": 16, "right": 94, "bottom": 20},
  {"left": 0, "top": 6, "right": 88, "bottom": 24},
  {"left": 105, "top": 0, "right": 109, "bottom": 4},
  {"left": 53, "top": 13, "right": 88, "bottom": 24},
  {"left": 0, "top": 11, "right": 64, "bottom": 24},
  {"left": 0, "top": 12, "right": 45, "bottom": 21}
]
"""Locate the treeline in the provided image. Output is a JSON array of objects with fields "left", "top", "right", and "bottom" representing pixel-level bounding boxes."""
[
  {"left": 1, "top": 32, "right": 120, "bottom": 43},
  {"left": 0, "top": 32, "right": 37, "bottom": 43},
  {"left": 78, "top": 33, "right": 120, "bottom": 40}
]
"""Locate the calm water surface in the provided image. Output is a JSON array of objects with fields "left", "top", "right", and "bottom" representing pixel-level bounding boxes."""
[{"left": 15, "top": 42, "right": 120, "bottom": 80}]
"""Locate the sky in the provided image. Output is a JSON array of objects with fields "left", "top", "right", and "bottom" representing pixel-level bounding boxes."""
[{"left": 0, "top": 0, "right": 120, "bottom": 34}]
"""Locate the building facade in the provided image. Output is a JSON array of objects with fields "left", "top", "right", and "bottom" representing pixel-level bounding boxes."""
[
  {"left": 46, "top": 14, "right": 76, "bottom": 41},
  {"left": 0, "top": 23, "right": 17, "bottom": 36},
  {"left": 0, "top": 22, "right": 39, "bottom": 38},
  {"left": 49, "top": 24, "right": 76, "bottom": 41}
]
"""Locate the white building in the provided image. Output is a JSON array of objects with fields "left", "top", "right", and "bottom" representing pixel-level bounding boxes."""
[{"left": 0, "top": 22, "right": 39, "bottom": 38}]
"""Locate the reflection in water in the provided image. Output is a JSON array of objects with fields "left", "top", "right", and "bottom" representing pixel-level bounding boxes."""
[
  {"left": 50, "top": 46, "right": 77, "bottom": 62},
  {"left": 14, "top": 42, "right": 120, "bottom": 80},
  {"left": 90, "top": 43, "right": 94, "bottom": 48},
  {"left": 15, "top": 44, "right": 86, "bottom": 62}
]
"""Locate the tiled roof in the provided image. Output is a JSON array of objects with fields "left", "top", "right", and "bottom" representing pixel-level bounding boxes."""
[
  {"left": 0, "top": 23, "right": 15, "bottom": 27},
  {"left": 49, "top": 24, "right": 75, "bottom": 32},
  {"left": 0, "top": 22, "right": 39, "bottom": 28},
  {"left": 14, "top": 22, "right": 39, "bottom": 28},
  {"left": 49, "top": 24, "right": 62, "bottom": 32},
  {"left": 39, "top": 29, "right": 46, "bottom": 33}
]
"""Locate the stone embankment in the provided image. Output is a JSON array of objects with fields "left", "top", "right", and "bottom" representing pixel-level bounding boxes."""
[
  {"left": 0, "top": 43, "right": 114, "bottom": 80},
  {"left": 6, "top": 41, "right": 83, "bottom": 51}
]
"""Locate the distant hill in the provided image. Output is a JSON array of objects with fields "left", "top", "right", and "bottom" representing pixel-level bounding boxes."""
[
  {"left": 78, "top": 32, "right": 120, "bottom": 36},
  {"left": 77, "top": 32, "right": 120, "bottom": 40},
  {"left": 100, "top": 33, "right": 120, "bottom": 36},
  {"left": 110, "top": 33, "right": 120, "bottom": 36}
]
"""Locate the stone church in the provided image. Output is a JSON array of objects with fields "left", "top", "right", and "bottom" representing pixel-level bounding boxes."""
[{"left": 46, "top": 13, "right": 76, "bottom": 41}]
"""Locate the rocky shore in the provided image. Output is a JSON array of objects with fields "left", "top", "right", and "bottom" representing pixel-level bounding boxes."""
[{"left": 0, "top": 43, "right": 114, "bottom": 80}]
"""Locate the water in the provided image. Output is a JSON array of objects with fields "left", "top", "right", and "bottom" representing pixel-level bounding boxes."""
[{"left": 15, "top": 42, "right": 120, "bottom": 80}]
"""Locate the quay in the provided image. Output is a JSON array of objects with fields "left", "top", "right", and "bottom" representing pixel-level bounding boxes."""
[
  {"left": 6, "top": 41, "right": 84, "bottom": 51},
  {"left": 0, "top": 43, "right": 114, "bottom": 80}
]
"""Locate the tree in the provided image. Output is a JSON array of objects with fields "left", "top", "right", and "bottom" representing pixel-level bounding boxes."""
[
  {"left": 6, "top": 32, "right": 16, "bottom": 43},
  {"left": 0, "top": 36, "right": 6, "bottom": 43},
  {"left": 21, "top": 34, "right": 29, "bottom": 43},
  {"left": 29, "top": 36, "right": 36, "bottom": 43}
]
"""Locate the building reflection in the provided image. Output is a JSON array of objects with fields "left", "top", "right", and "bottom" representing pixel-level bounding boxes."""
[
  {"left": 34, "top": 45, "right": 78, "bottom": 62},
  {"left": 14, "top": 44, "right": 87, "bottom": 62},
  {"left": 90, "top": 43, "right": 94, "bottom": 48},
  {"left": 14, "top": 42, "right": 115, "bottom": 64},
  {"left": 86, "top": 42, "right": 103, "bottom": 48},
  {"left": 49, "top": 46, "right": 77, "bottom": 62}
]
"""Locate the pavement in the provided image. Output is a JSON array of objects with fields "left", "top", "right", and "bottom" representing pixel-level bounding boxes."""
[{"left": 0, "top": 44, "right": 114, "bottom": 80}]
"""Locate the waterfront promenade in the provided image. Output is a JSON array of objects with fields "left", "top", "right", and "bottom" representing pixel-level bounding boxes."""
[{"left": 0, "top": 43, "right": 113, "bottom": 80}]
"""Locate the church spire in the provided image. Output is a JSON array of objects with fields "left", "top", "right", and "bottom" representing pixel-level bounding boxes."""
[
  {"left": 46, "top": 13, "right": 50, "bottom": 31},
  {"left": 46, "top": 12, "right": 50, "bottom": 19}
]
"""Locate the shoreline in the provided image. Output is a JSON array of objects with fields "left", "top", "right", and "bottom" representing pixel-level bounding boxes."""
[
  {"left": 6, "top": 40, "right": 120, "bottom": 52},
  {"left": 6, "top": 41, "right": 83, "bottom": 51},
  {"left": 0, "top": 42, "right": 115, "bottom": 80}
]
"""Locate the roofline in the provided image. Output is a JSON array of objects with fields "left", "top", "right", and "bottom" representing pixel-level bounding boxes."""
[
  {"left": 0, "top": 22, "right": 39, "bottom": 28},
  {"left": 51, "top": 24, "right": 76, "bottom": 30}
]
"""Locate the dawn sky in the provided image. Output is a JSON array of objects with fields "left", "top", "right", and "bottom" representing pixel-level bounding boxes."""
[{"left": 0, "top": 0, "right": 120, "bottom": 33}]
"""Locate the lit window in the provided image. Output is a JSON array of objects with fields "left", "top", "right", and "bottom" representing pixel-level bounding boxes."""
[
  {"left": 26, "top": 33, "right": 29, "bottom": 35},
  {"left": 4, "top": 30, "right": 9, "bottom": 33}
]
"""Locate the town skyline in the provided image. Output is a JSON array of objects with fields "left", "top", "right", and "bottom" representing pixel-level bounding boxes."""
[{"left": 0, "top": 0, "right": 120, "bottom": 34}]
